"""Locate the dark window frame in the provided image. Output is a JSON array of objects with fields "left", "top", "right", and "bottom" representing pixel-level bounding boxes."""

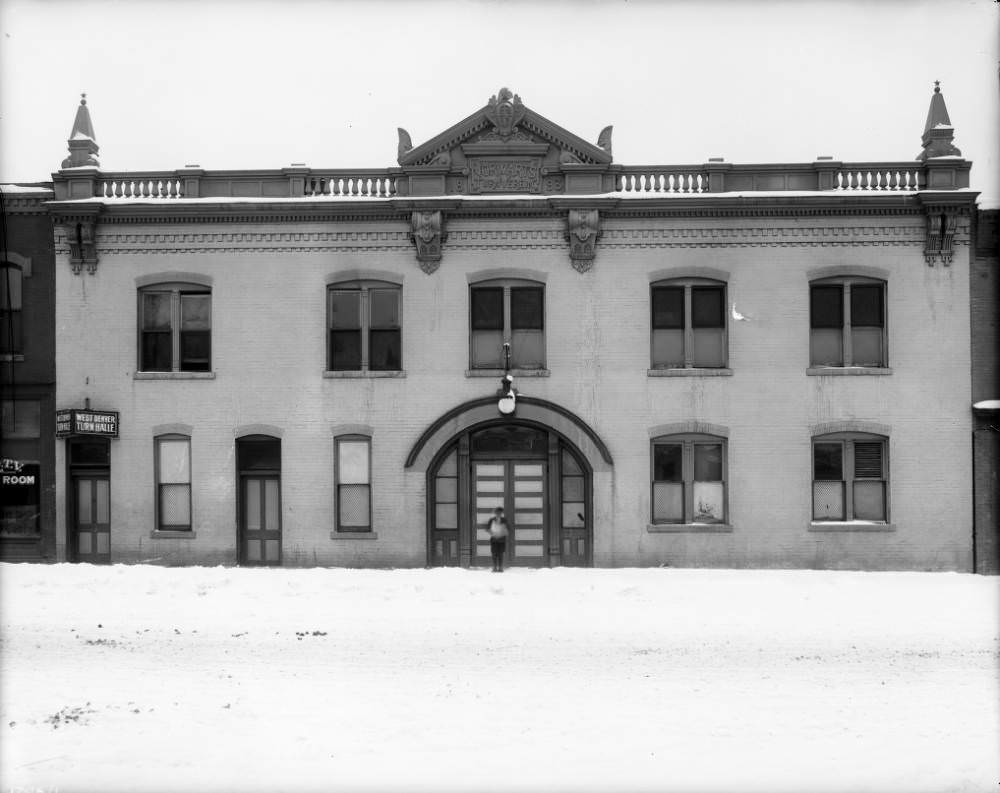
[
  {"left": 327, "top": 281, "right": 402, "bottom": 372},
  {"left": 138, "top": 283, "right": 212, "bottom": 372},
  {"left": 809, "top": 277, "right": 887, "bottom": 367},
  {"left": 650, "top": 433, "right": 728, "bottom": 525},
  {"left": 651, "top": 279, "right": 728, "bottom": 369},
  {"left": 469, "top": 279, "right": 546, "bottom": 370}
]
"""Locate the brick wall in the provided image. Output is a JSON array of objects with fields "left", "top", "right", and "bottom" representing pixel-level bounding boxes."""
[{"left": 54, "top": 210, "right": 974, "bottom": 570}]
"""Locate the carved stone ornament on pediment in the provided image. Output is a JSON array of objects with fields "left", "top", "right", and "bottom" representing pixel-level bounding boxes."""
[
  {"left": 565, "top": 210, "right": 601, "bottom": 272},
  {"left": 58, "top": 218, "right": 99, "bottom": 274},
  {"left": 484, "top": 87, "right": 526, "bottom": 140},
  {"left": 410, "top": 211, "right": 445, "bottom": 273}
]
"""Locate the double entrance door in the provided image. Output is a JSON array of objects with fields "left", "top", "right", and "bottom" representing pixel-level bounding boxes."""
[{"left": 473, "top": 459, "right": 547, "bottom": 567}]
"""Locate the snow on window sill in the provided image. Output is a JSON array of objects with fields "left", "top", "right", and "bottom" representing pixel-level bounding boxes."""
[
  {"left": 134, "top": 371, "right": 216, "bottom": 380},
  {"left": 323, "top": 371, "right": 405, "bottom": 379},
  {"left": 466, "top": 369, "right": 550, "bottom": 378},
  {"left": 806, "top": 367, "right": 892, "bottom": 376},
  {"left": 648, "top": 368, "right": 732, "bottom": 377},
  {"left": 647, "top": 523, "right": 733, "bottom": 533},
  {"left": 808, "top": 521, "right": 896, "bottom": 532},
  {"left": 150, "top": 530, "right": 197, "bottom": 539},
  {"left": 330, "top": 531, "right": 378, "bottom": 540}
]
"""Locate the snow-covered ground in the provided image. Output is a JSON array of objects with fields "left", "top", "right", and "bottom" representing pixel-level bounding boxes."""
[{"left": 1, "top": 563, "right": 997, "bottom": 793}]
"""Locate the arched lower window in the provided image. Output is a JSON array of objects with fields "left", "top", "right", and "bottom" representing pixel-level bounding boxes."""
[
  {"left": 139, "top": 283, "right": 211, "bottom": 372},
  {"left": 1, "top": 262, "right": 24, "bottom": 355},
  {"left": 470, "top": 279, "right": 545, "bottom": 370},
  {"left": 812, "top": 433, "right": 888, "bottom": 522},
  {"left": 155, "top": 434, "right": 192, "bottom": 531},
  {"left": 651, "top": 433, "right": 727, "bottom": 524},
  {"left": 328, "top": 281, "right": 401, "bottom": 372},
  {"left": 810, "top": 277, "right": 886, "bottom": 367},
  {"left": 651, "top": 279, "right": 727, "bottom": 369}
]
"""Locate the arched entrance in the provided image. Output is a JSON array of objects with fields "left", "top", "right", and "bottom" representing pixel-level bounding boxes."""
[{"left": 409, "top": 397, "right": 612, "bottom": 569}]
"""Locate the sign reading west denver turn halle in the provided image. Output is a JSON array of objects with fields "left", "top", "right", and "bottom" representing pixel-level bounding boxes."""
[{"left": 55, "top": 409, "right": 119, "bottom": 438}]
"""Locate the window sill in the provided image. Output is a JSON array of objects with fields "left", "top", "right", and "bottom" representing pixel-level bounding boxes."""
[
  {"left": 806, "top": 367, "right": 892, "bottom": 376},
  {"left": 647, "top": 523, "right": 733, "bottom": 533},
  {"left": 323, "top": 371, "right": 406, "bottom": 379},
  {"left": 808, "top": 521, "right": 896, "bottom": 532},
  {"left": 330, "top": 531, "right": 378, "bottom": 540},
  {"left": 0, "top": 354, "right": 25, "bottom": 362},
  {"left": 150, "top": 530, "right": 197, "bottom": 539},
  {"left": 134, "top": 372, "right": 216, "bottom": 380},
  {"left": 466, "top": 369, "right": 550, "bottom": 378},
  {"left": 648, "top": 368, "right": 733, "bottom": 377}
]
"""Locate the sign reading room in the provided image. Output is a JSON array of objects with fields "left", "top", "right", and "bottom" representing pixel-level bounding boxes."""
[{"left": 56, "top": 409, "right": 119, "bottom": 438}]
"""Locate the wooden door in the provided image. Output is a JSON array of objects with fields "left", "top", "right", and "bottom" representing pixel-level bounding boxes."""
[
  {"left": 472, "top": 460, "right": 547, "bottom": 567},
  {"left": 73, "top": 476, "right": 110, "bottom": 564},
  {"left": 240, "top": 475, "right": 281, "bottom": 566}
]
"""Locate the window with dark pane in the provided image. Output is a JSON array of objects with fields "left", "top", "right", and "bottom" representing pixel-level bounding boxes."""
[
  {"left": 651, "top": 281, "right": 727, "bottom": 369},
  {"left": 471, "top": 287, "right": 504, "bottom": 330},
  {"left": 141, "top": 292, "right": 173, "bottom": 371},
  {"left": 329, "top": 290, "right": 362, "bottom": 371},
  {"left": 852, "top": 441, "right": 885, "bottom": 521},
  {"left": 368, "top": 289, "right": 401, "bottom": 371},
  {"left": 652, "top": 443, "right": 683, "bottom": 523},
  {"left": 179, "top": 292, "right": 211, "bottom": 371},
  {"left": 510, "top": 287, "right": 544, "bottom": 330},
  {"left": 0, "top": 264, "right": 23, "bottom": 355},
  {"left": 850, "top": 284, "right": 885, "bottom": 366},
  {"left": 693, "top": 443, "right": 723, "bottom": 523}
]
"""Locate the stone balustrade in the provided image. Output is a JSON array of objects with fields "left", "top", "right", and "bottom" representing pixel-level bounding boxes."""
[{"left": 52, "top": 158, "right": 969, "bottom": 202}]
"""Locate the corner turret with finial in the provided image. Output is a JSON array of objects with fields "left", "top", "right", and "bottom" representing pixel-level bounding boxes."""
[
  {"left": 918, "top": 81, "right": 961, "bottom": 161},
  {"left": 61, "top": 93, "right": 100, "bottom": 169}
]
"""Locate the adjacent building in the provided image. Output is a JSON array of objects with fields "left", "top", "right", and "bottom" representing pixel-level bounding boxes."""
[
  {"left": 47, "top": 86, "right": 981, "bottom": 570},
  {"left": 1, "top": 183, "right": 57, "bottom": 561}
]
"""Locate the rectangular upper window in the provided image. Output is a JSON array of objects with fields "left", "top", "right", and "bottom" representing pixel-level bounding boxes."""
[
  {"left": 471, "top": 282, "right": 545, "bottom": 370},
  {"left": 140, "top": 285, "right": 212, "bottom": 372},
  {"left": 810, "top": 279, "right": 886, "bottom": 367},
  {"left": 328, "top": 283, "right": 401, "bottom": 372},
  {"left": 651, "top": 281, "right": 727, "bottom": 369}
]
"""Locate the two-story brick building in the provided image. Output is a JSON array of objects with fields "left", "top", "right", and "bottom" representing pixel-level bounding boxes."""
[{"left": 47, "top": 85, "right": 979, "bottom": 570}]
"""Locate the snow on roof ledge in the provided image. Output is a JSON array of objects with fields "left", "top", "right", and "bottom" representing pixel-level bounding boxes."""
[
  {"left": 973, "top": 400, "right": 1000, "bottom": 411},
  {"left": 0, "top": 184, "right": 54, "bottom": 194}
]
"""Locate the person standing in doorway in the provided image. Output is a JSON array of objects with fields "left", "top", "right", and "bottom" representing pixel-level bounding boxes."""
[{"left": 487, "top": 506, "right": 510, "bottom": 572}]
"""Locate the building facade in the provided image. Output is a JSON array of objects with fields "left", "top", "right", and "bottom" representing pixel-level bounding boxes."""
[
  {"left": 971, "top": 207, "right": 999, "bottom": 575},
  {"left": 48, "top": 87, "right": 980, "bottom": 570},
  {"left": 1, "top": 184, "right": 57, "bottom": 561}
]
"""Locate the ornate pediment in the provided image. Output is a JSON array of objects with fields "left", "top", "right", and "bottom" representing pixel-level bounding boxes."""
[{"left": 396, "top": 88, "right": 614, "bottom": 196}]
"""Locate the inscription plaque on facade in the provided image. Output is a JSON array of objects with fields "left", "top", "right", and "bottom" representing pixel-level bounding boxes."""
[
  {"left": 469, "top": 158, "right": 542, "bottom": 193},
  {"left": 56, "top": 409, "right": 119, "bottom": 438}
]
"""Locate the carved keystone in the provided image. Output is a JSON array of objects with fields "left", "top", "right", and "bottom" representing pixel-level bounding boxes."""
[
  {"left": 566, "top": 210, "right": 601, "bottom": 272},
  {"left": 410, "top": 211, "right": 445, "bottom": 273}
]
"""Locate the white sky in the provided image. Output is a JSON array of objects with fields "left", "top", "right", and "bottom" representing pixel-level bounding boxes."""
[{"left": 1, "top": 0, "right": 998, "bottom": 205}]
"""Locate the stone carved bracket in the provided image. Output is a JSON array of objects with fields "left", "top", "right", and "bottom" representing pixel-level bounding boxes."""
[
  {"left": 55, "top": 216, "right": 100, "bottom": 274},
  {"left": 923, "top": 207, "right": 963, "bottom": 266},
  {"left": 410, "top": 211, "right": 446, "bottom": 274},
  {"left": 565, "top": 210, "right": 601, "bottom": 272}
]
